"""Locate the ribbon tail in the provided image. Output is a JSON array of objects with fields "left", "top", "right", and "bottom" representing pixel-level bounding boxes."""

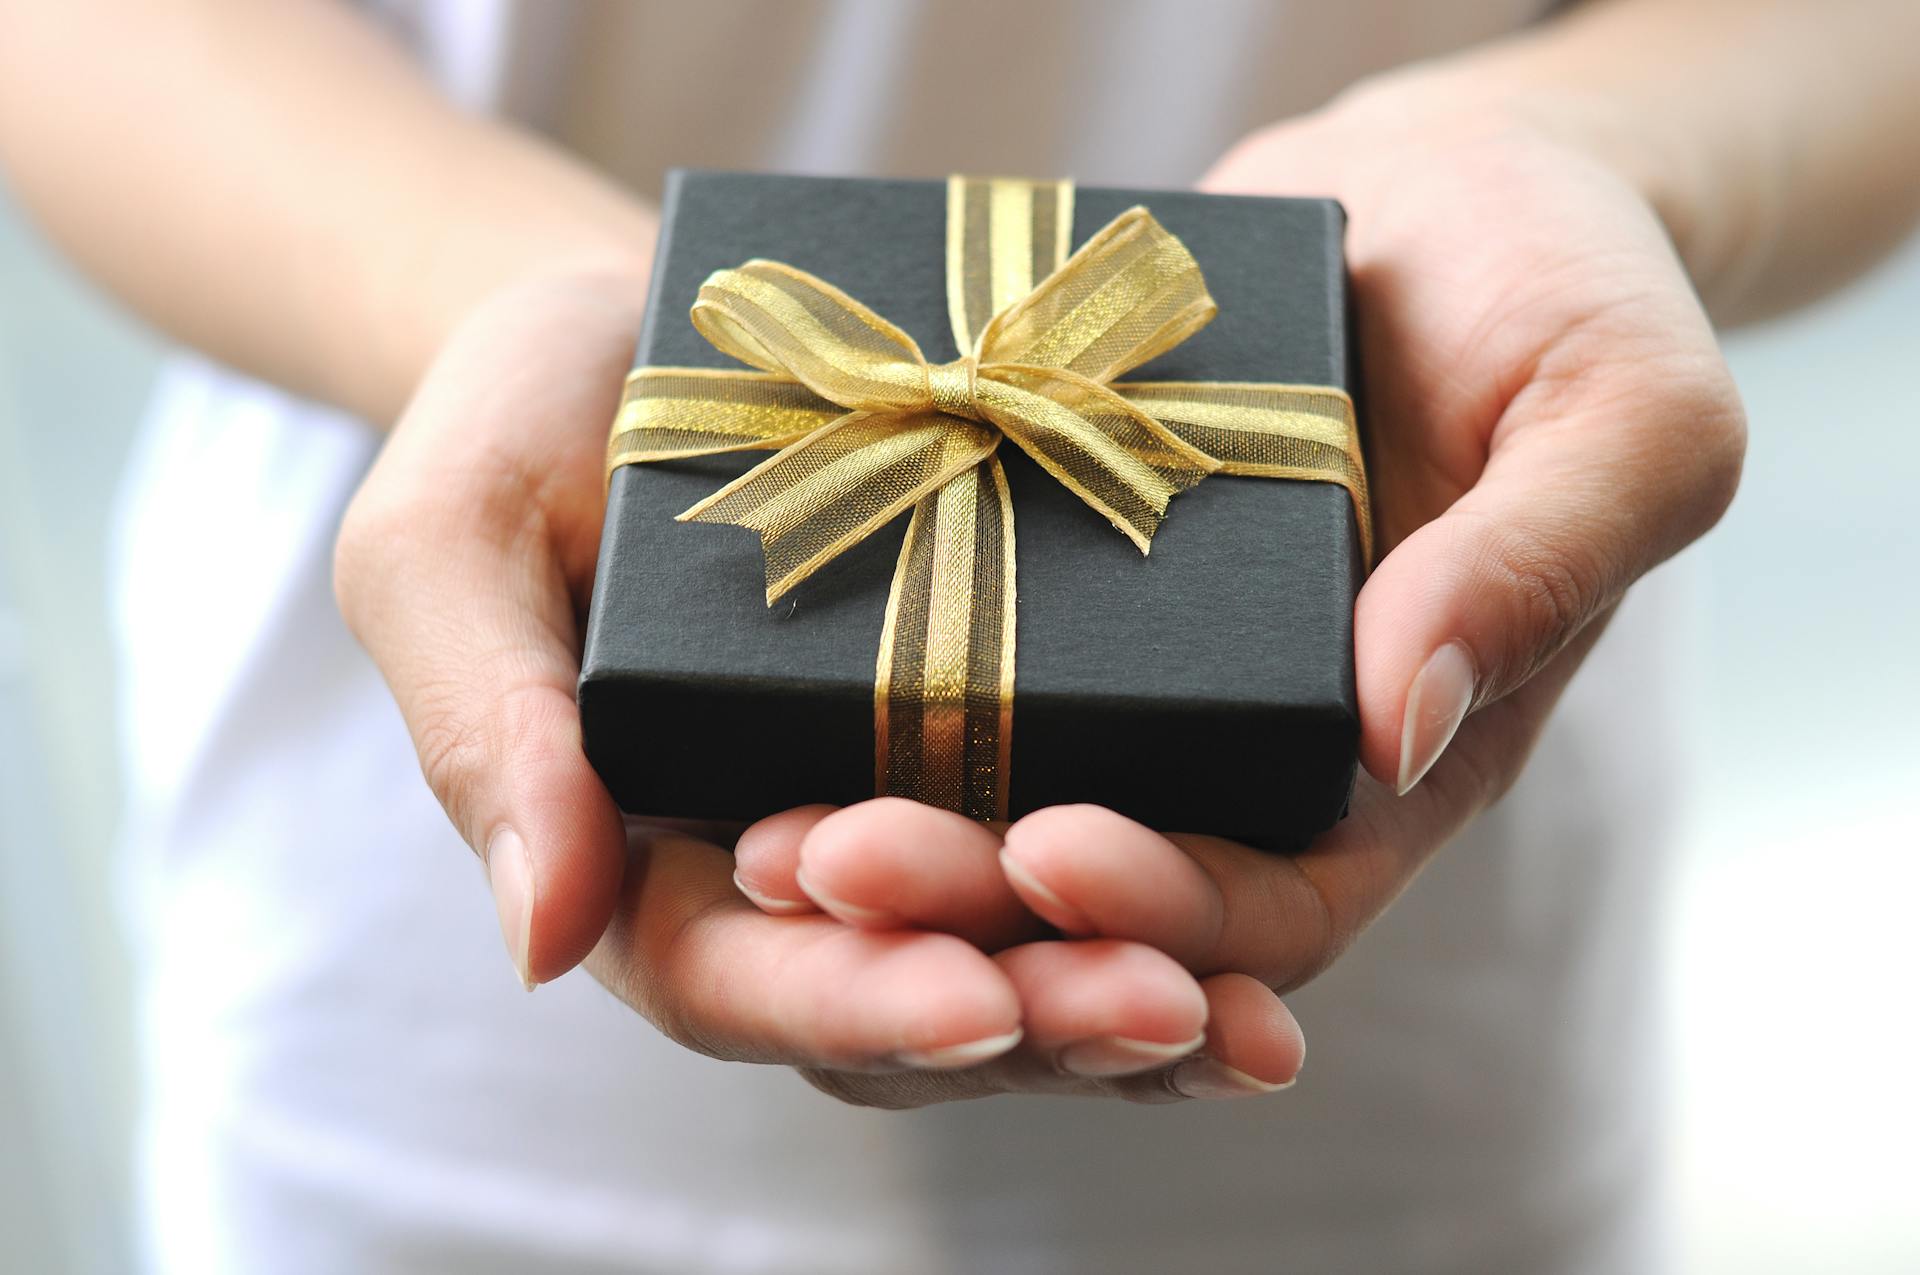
[
  {"left": 973, "top": 365, "right": 1216, "bottom": 553},
  {"left": 875, "top": 456, "right": 1016, "bottom": 821},
  {"left": 679, "top": 410, "right": 998, "bottom": 604}
]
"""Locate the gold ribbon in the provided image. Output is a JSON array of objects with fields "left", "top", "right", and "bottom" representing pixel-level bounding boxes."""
[{"left": 607, "top": 176, "right": 1369, "bottom": 822}]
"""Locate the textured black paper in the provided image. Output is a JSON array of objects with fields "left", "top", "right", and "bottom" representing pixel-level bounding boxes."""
[{"left": 579, "top": 171, "right": 1362, "bottom": 848}]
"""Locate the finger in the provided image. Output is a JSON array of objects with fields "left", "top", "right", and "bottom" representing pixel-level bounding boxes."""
[
  {"left": 971, "top": 956, "right": 1301, "bottom": 1105},
  {"left": 1162, "top": 973, "right": 1306, "bottom": 1099},
  {"left": 799, "top": 943, "right": 1303, "bottom": 1109},
  {"left": 1356, "top": 314, "right": 1744, "bottom": 794},
  {"left": 1001, "top": 805, "right": 1245, "bottom": 973},
  {"left": 996, "top": 939, "right": 1209, "bottom": 1078},
  {"left": 590, "top": 824, "right": 1025, "bottom": 1072},
  {"left": 1007, "top": 798, "right": 1419, "bottom": 991},
  {"left": 1000, "top": 617, "right": 1615, "bottom": 990},
  {"left": 1101, "top": 972, "right": 1305, "bottom": 1103},
  {"left": 337, "top": 481, "right": 622, "bottom": 991},
  {"left": 731, "top": 804, "right": 839, "bottom": 915},
  {"left": 792, "top": 798, "right": 1047, "bottom": 951},
  {"left": 335, "top": 284, "right": 640, "bottom": 989}
]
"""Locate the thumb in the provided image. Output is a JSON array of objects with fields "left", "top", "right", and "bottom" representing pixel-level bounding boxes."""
[
  {"left": 335, "top": 454, "right": 624, "bottom": 991},
  {"left": 1359, "top": 387, "right": 1743, "bottom": 796}
]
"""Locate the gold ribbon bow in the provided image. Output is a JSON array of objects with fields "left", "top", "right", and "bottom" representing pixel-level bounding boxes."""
[{"left": 607, "top": 176, "right": 1369, "bottom": 822}]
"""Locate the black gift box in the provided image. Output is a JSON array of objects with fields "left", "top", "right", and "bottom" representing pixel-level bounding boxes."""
[{"left": 579, "top": 171, "right": 1363, "bottom": 849}]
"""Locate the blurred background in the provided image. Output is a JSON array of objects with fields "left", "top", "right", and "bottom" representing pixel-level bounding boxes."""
[{"left": 2, "top": 176, "right": 1916, "bottom": 1273}]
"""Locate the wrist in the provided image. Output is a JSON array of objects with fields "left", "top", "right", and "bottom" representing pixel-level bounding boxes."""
[
  {"left": 355, "top": 238, "right": 655, "bottom": 429},
  {"left": 1322, "top": 60, "right": 1723, "bottom": 293},
  {"left": 337, "top": 115, "right": 659, "bottom": 427}
]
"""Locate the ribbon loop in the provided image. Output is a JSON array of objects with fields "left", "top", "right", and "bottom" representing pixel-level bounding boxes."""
[
  {"left": 977, "top": 207, "right": 1217, "bottom": 383},
  {"left": 679, "top": 411, "right": 999, "bottom": 605},
  {"left": 691, "top": 260, "right": 933, "bottom": 415}
]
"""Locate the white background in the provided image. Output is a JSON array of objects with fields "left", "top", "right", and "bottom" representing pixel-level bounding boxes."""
[{"left": 2, "top": 185, "right": 1916, "bottom": 1272}]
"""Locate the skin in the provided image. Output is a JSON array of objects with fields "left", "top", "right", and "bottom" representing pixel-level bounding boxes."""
[{"left": 3, "top": 0, "right": 1918, "bottom": 1107}]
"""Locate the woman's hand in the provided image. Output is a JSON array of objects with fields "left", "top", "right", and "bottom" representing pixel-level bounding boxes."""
[
  {"left": 598, "top": 809, "right": 1304, "bottom": 1107},
  {"left": 734, "top": 89, "right": 1747, "bottom": 1029},
  {"left": 334, "top": 268, "right": 1303, "bottom": 1107}
]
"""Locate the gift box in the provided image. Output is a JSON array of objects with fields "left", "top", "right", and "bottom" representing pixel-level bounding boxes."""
[{"left": 579, "top": 170, "right": 1366, "bottom": 849}]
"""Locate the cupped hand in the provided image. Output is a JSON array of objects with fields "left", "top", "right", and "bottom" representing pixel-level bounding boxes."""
[
  {"left": 334, "top": 269, "right": 1302, "bottom": 1108},
  {"left": 599, "top": 809, "right": 1302, "bottom": 1107},
  {"left": 737, "top": 91, "right": 1746, "bottom": 1020}
]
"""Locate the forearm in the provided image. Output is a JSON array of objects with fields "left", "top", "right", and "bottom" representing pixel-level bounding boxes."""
[
  {"left": 1345, "top": 0, "right": 1920, "bottom": 323},
  {"left": 0, "top": 0, "right": 656, "bottom": 425}
]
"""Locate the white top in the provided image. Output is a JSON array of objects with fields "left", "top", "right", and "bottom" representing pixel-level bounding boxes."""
[{"left": 113, "top": 3, "right": 1686, "bottom": 1272}]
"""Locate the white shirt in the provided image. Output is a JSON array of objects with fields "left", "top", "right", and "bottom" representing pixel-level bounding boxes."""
[{"left": 114, "top": 3, "right": 1681, "bottom": 1272}]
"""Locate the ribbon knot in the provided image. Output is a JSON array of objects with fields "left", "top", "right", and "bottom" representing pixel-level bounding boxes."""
[
  {"left": 927, "top": 357, "right": 981, "bottom": 421},
  {"left": 606, "top": 175, "right": 1370, "bottom": 821}
]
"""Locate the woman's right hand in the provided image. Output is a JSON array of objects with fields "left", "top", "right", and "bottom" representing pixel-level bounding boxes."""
[{"left": 335, "top": 267, "right": 1304, "bottom": 1106}]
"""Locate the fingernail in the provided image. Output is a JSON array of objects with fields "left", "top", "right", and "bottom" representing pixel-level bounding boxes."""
[
  {"left": 732, "top": 869, "right": 815, "bottom": 916},
  {"left": 1169, "top": 1058, "right": 1296, "bottom": 1099},
  {"left": 1058, "top": 1032, "right": 1207, "bottom": 1078},
  {"left": 1397, "top": 640, "right": 1476, "bottom": 796},
  {"left": 896, "top": 1028, "right": 1024, "bottom": 1069},
  {"left": 487, "top": 827, "right": 537, "bottom": 990},
  {"left": 794, "top": 868, "right": 896, "bottom": 926},
  {"left": 999, "top": 849, "right": 1094, "bottom": 934}
]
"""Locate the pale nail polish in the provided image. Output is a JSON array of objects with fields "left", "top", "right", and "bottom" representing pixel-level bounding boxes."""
[
  {"left": 487, "top": 826, "right": 537, "bottom": 990},
  {"left": 1058, "top": 1032, "right": 1207, "bottom": 1078},
  {"left": 1169, "top": 1057, "right": 1296, "bottom": 1099},
  {"left": 896, "top": 1028, "right": 1024, "bottom": 1069},
  {"left": 999, "top": 850, "right": 1094, "bottom": 934},
  {"left": 794, "top": 868, "right": 895, "bottom": 925},
  {"left": 732, "top": 870, "right": 815, "bottom": 916},
  {"left": 1397, "top": 641, "right": 1476, "bottom": 796}
]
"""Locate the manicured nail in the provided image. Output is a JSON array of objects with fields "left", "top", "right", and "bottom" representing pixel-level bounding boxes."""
[
  {"left": 794, "top": 868, "right": 896, "bottom": 926},
  {"left": 487, "top": 826, "right": 537, "bottom": 990},
  {"left": 1058, "top": 1032, "right": 1207, "bottom": 1078},
  {"left": 999, "top": 849, "right": 1094, "bottom": 934},
  {"left": 1169, "top": 1058, "right": 1296, "bottom": 1099},
  {"left": 1397, "top": 640, "right": 1476, "bottom": 796},
  {"left": 896, "top": 1028, "right": 1024, "bottom": 1069},
  {"left": 732, "top": 869, "right": 815, "bottom": 916}
]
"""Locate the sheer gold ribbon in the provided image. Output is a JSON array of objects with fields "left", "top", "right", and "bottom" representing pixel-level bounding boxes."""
[{"left": 607, "top": 176, "right": 1369, "bottom": 821}]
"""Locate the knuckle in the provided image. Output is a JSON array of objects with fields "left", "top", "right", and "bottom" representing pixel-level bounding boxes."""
[
  {"left": 647, "top": 1001, "right": 729, "bottom": 1063},
  {"left": 595, "top": 891, "right": 744, "bottom": 1065},
  {"left": 1507, "top": 545, "right": 1593, "bottom": 650},
  {"left": 409, "top": 681, "right": 494, "bottom": 840},
  {"left": 1477, "top": 521, "right": 1611, "bottom": 688},
  {"left": 1261, "top": 861, "right": 1342, "bottom": 992},
  {"left": 410, "top": 673, "right": 573, "bottom": 846}
]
